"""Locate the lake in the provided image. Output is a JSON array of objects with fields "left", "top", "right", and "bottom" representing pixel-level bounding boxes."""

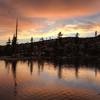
[{"left": 0, "top": 59, "right": 100, "bottom": 100}]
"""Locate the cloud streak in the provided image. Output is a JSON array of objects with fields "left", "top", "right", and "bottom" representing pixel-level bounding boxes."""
[
  {"left": 0, "top": 0, "right": 100, "bottom": 43},
  {"left": 10, "top": 0, "right": 100, "bottom": 18}
]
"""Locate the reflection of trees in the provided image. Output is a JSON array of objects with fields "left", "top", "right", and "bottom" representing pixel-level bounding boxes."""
[
  {"left": 37, "top": 59, "right": 44, "bottom": 75},
  {"left": 28, "top": 60, "right": 34, "bottom": 75},
  {"left": 53, "top": 59, "right": 63, "bottom": 79},
  {"left": 53, "top": 58, "right": 79, "bottom": 79},
  {"left": 27, "top": 59, "right": 44, "bottom": 75},
  {"left": 4, "top": 60, "right": 10, "bottom": 73},
  {"left": 53, "top": 58, "right": 80, "bottom": 79},
  {"left": 11, "top": 61, "right": 17, "bottom": 96},
  {"left": 54, "top": 58, "right": 79, "bottom": 78},
  {"left": 3, "top": 58, "right": 100, "bottom": 95},
  {"left": 74, "top": 57, "right": 80, "bottom": 78},
  {"left": 4, "top": 60, "right": 18, "bottom": 96},
  {"left": 58, "top": 64, "right": 62, "bottom": 79},
  {"left": 95, "top": 67, "right": 97, "bottom": 77},
  {"left": 93, "top": 63, "right": 100, "bottom": 77}
]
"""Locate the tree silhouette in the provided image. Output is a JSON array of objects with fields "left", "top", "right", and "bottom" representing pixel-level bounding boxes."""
[
  {"left": 40, "top": 37, "right": 44, "bottom": 42},
  {"left": 11, "top": 34, "right": 17, "bottom": 55},
  {"left": 5, "top": 38, "right": 12, "bottom": 56},
  {"left": 6, "top": 38, "right": 11, "bottom": 46},
  {"left": 76, "top": 33, "right": 79, "bottom": 38},
  {"left": 31, "top": 37, "right": 33, "bottom": 43},
  {"left": 75, "top": 33, "right": 80, "bottom": 56},
  {"left": 95, "top": 31, "right": 97, "bottom": 37},
  {"left": 58, "top": 32, "right": 63, "bottom": 39},
  {"left": 12, "top": 35, "right": 17, "bottom": 46},
  {"left": 54, "top": 32, "right": 64, "bottom": 57},
  {"left": 30, "top": 37, "right": 34, "bottom": 56}
]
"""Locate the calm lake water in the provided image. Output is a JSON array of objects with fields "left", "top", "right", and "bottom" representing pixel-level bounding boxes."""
[{"left": 0, "top": 60, "right": 100, "bottom": 100}]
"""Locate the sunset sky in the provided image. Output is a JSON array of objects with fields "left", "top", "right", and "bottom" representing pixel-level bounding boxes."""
[{"left": 0, "top": 0, "right": 100, "bottom": 44}]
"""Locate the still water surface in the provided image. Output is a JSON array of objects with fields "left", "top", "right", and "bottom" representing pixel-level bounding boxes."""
[{"left": 0, "top": 60, "right": 100, "bottom": 100}]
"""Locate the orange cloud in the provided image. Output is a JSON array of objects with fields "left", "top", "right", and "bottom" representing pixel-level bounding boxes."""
[
  {"left": 11, "top": 0, "right": 100, "bottom": 18},
  {"left": 0, "top": 0, "right": 100, "bottom": 43}
]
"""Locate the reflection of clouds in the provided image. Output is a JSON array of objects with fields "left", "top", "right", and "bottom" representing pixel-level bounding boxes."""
[
  {"left": 0, "top": 60, "right": 100, "bottom": 96},
  {"left": 2, "top": 60, "right": 100, "bottom": 84}
]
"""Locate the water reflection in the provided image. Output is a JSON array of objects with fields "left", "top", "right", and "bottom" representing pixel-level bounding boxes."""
[
  {"left": 37, "top": 59, "right": 44, "bottom": 75},
  {"left": 1, "top": 58, "right": 100, "bottom": 100},
  {"left": 4, "top": 58, "right": 100, "bottom": 81},
  {"left": 5, "top": 60, "right": 18, "bottom": 96},
  {"left": 27, "top": 60, "right": 34, "bottom": 75}
]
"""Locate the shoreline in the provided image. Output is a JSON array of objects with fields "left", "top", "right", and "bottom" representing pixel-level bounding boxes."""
[{"left": 0, "top": 55, "right": 100, "bottom": 64}]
